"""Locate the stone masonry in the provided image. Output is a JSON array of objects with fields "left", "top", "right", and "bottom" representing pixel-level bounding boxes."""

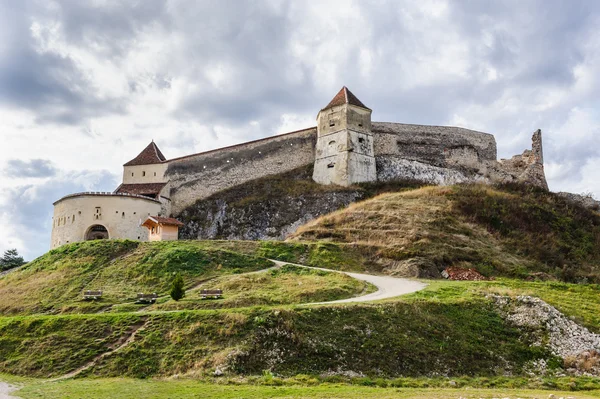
[{"left": 51, "top": 86, "right": 550, "bottom": 247}]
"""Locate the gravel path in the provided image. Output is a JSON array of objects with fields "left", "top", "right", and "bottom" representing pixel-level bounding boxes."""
[
  {"left": 270, "top": 260, "right": 427, "bottom": 304},
  {"left": 0, "top": 382, "right": 19, "bottom": 399}
]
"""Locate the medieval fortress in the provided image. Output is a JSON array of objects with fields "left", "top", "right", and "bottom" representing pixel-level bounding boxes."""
[{"left": 51, "top": 87, "right": 548, "bottom": 248}]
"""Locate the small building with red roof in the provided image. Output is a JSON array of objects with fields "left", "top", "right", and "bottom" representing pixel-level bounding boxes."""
[{"left": 141, "top": 216, "right": 184, "bottom": 241}]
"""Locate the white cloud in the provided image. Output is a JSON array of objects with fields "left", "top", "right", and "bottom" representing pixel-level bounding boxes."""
[{"left": 1, "top": 0, "right": 600, "bottom": 259}]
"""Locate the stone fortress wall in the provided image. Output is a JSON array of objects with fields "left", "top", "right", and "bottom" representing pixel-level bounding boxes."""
[
  {"left": 50, "top": 86, "right": 549, "bottom": 249},
  {"left": 165, "top": 127, "right": 317, "bottom": 214},
  {"left": 164, "top": 121, "right": 546, "bottom": 215}
]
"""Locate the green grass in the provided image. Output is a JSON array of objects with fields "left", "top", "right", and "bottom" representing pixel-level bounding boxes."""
[
  {"left": 0, "top": 240, "right": 271, "bottom": 315},
  {"left": 0, "top": 313, "right": 141, "bottom": 377},
  {"left": 148, "top": 265, "right": 374, "bottom": 311},
  {"left": 402, "top": 279, "right": 600, "bottom": 333},
  {"left": 10, "top": 378, "right": 600, "bottom": 399},
  {"left": 0, "top": 293, "right": 555, "bottom": 378}
]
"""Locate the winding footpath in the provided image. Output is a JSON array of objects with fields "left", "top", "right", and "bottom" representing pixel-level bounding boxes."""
[
  {"left": 0, "top": 382, "right": 19, "bottom": 399},
  {"left": 270, "top": 260, "right": 427, "bottom": 304},
  {"left": 0, "top": 260, "right": 426, "bottom": 395}
]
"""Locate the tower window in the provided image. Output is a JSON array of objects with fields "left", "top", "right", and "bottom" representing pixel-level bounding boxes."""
[
  {"left": 132, "top": 173, "right": 134, "bottom": 177},
  {"left": 329, "top": 120, "right": 335, "bottom": 127},
  {"left": 358, "top": 123, "right": 363, "bottom": 127},
  {"left": 358, "top": 138, "right": 364, "bottom": 143},
  {"left": 327, "top": 162, "right": 335, "bottom": 168},
  {"left": 142, "top": 171, "right": 146, "bottom": 177},
  {"left": 122, "top": 212, "right": 125, "bottom": 218},
  {"left": 154, "top": 172, "right": 156, "bottom": 176}
]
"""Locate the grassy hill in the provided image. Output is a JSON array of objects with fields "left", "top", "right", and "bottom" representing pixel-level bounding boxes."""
[
  {"left": 0, "top": 240, "right": 368, "bottom": 315},
  {"left": 287, "top": 184, "right": 600, "bottom": 282},
  {"left": 2, "top": 182, "right": 600, "bottom": 394}
]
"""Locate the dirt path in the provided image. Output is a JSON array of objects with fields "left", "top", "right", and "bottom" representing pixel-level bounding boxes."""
[
  {"left": 0, "top": 382, "right": 19, "bottom": 399},
  {"left": 49, "top": 319, "right": 148, "bottom": 382},
  {"left": 270, "top": 260, "right": 427, "bottom": 304}
]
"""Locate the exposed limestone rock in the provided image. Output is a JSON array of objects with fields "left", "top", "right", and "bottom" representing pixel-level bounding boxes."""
[
  {"left": 179, "top": 191, "right": 363, "bottom": 241},
  {"left": 492, "top": 295, "right": 600, "bottom": 376},
  {"left": 376, "top": 157, "right": 487, "bottom": 185},
  {"left": 557, "top": 192, "right": 600, "bottom": 211}
]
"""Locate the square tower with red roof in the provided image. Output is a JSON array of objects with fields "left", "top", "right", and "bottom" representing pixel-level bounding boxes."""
[{"left": 313, "top": 87, "right": 377, "bottom": 186}]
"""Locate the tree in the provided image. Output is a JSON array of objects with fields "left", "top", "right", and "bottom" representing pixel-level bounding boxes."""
[
  {"left": 0, "top": 249, "right": 26, "bottom": 271},
  {"left": 170, "top": 273, "right": 185, "bottom": 301}
]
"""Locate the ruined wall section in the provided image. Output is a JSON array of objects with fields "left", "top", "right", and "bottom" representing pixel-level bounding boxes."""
[
  {"left": 166, "top": 128, "right": 317, "bottom": 214},
  {"left": 495, "top": 129, "right": 549, "bottom": 190}
]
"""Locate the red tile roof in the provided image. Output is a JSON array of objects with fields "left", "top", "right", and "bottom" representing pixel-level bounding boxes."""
[
  {"left": 145, "top": 216, "right": 184, "bottom": 226},
  {"left": 115, "top": 182, "right": 167, "bottom": 197},
  {"left": 323, "top": 86, "right": 370, "bottom": 111},
  {"left": 124, "top": 141, "right": 167, "bottom": 166}
]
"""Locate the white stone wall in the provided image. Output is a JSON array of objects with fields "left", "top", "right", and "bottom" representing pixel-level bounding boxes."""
[
  {"left": 122, "top": 163, "right": 168, "bottom": 184},
  {"left": 51, "top": 194, "right": 162, "bottom": 248}
]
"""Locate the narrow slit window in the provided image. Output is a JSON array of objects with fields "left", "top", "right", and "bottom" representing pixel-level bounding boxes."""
[
  {"left": 329, "top": 120, "right": 335, "bottom": 127},
  {"left": 142, "top": 171, "right": 146, "bottom": 177},
  {"left": 327, "top": 163, "right": 335, "bottom": 168}
]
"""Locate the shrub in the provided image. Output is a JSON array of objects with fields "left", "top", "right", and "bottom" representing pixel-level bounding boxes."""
[{"left": 170, "top": 273, "right": 185, "bottom": 301}]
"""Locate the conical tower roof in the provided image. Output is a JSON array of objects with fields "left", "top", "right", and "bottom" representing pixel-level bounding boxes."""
[
  {"left": 124, "top": 141, "right": 167, "bottom": 166},
  {"left": 322, "top": 86, "right": 370, "bottom": 111}
]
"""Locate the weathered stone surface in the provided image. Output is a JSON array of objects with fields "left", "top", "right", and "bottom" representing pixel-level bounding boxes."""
[
  {"left": 497, "top": 130, "right": 549, "bottom": 190},
  {"left": 557, "top": 192, "right": 600, "bottom": 211},
  {"left": 376, "top": 157, "right": 487, "bottom": 185},
  {"left": 177, "top": 169, "right": 364, "bottom": 241},
  {"left": 166, "top": 128, "right": 317, "bottom": 214},
  {"left": 313, "top": 103, "right": 376, "bottom": 186},
  {"left": 372, "top": 121, "right": 498, "bottom": 166}
]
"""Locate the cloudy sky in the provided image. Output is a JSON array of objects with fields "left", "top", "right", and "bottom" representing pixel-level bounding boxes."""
[{"left": 1, "top": 0, "right": 600, "bottom": 260}]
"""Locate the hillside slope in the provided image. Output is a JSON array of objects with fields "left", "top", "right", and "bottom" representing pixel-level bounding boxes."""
[
  {"left": 289, "top": 184, "right": 600, "bottom": 282},
  {"left": 177, "top": 165, "right": 423, "bottom": 241},
  {"left": 0, "top": 240, "right": 272, "bottom": 315}
]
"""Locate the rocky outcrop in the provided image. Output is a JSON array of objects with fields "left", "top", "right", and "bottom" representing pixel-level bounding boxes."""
[
  {"left": 376, "top": 157, "right": 487, "bottom": 185},
  {"left": 557, "top": 192, "right": 600, "bottom": 211},
  {"left": 493, "top": 295, "right": 600, "bottom": 375},
  {"left": 178, "top": 191, "right": 363, "bottom": 241}
]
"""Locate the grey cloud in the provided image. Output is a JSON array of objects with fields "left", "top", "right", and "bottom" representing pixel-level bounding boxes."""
[
  {"left": 5, "top": 159, "right": 57, "bottom": 178},
  {"left": 0, "top": 169, "right": 117, "bottom": 260}
]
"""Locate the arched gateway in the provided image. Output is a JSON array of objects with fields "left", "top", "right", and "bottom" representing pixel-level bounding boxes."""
[{"left": 85, "top": 225, "right": 109, "bottom": 241}]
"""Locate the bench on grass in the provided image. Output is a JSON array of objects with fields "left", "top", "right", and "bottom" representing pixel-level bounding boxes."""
[
  {"left": 83, "top": 290, "right": 103, "bottom": 300},
  {"left": 200, "top": 289, "right": 223, "bottom": 299},
  {"left": 136, "top": 293, "right": 158, "bottom": 304}
]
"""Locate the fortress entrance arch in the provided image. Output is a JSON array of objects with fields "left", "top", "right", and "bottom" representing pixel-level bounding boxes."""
[{"left": 85, "top": 225, "right": 109, "bottom": 241}]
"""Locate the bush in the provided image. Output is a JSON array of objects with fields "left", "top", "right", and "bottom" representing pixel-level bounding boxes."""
[
  {"left": 0, "top": 249, "right": 26, "bottom": 271},
  {"left": 170, "top": 273, "right": 185, "bottom": 301}
]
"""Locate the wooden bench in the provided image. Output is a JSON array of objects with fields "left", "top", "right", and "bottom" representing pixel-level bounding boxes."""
[
  {"left": 83, "top": 290, "right": 103, "bottom": 300},
  {"left": 136, "top": 293, "right": 158, "bottom": 304},
  {"left": 200, "top": 289, "right": 223, "bottom": 299}
]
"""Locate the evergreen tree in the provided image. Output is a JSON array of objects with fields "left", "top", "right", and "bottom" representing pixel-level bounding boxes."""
[
  {"left": 0, "top": 249, "right": 26, "bottom": 271},
  {"left": 170, "top": 273, "right": 185, "bottom": 301}
]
